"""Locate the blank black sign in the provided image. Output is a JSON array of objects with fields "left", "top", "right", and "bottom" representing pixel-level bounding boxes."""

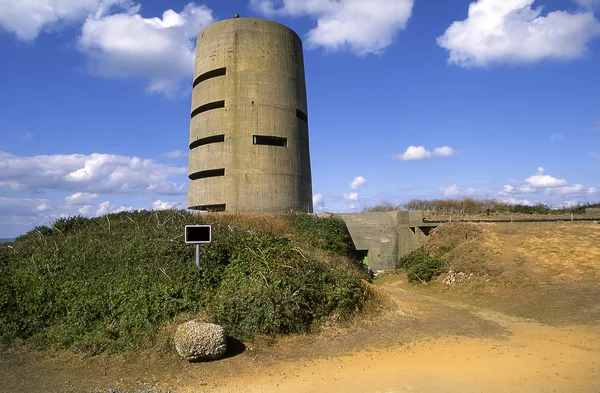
[{"left": 185, "top": 225, "right": 211, "bottom": 244}]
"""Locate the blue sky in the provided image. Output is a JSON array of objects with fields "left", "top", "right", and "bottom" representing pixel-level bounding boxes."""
[{"left": 1, "top": 0, "right": 599, "bottom": 237}]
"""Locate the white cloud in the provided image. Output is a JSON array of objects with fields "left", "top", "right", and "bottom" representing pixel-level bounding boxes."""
[
  {"left": 96, "top": 200, "right": 133, "bottom": 215},
  {"left": 350, "top": 176, "right": 366, "bottom": 190},
  {"left": 500, "top": 184, "right": 515, "bottom": 194},
  {"left": 518, "top": 185, "right": 537, "bottom": 193},
  {"left": 437, "top": 0, "right": 600, "bottom": 68},
  {"left": 65, "top": 192, "right": 99, "bottom": 204},
  {"left": 440, "top": 184, "right": 460, "bottom": 197},
  {"left": 525, "top": 173, "right": 568, "bottom": 188},
  {"left": 152, "top": 200, "right": 181, "bottom": 210},
  {"left": 250, "top": 0, "right": 414, "bottom": 55},
  {"left": 589, "top": 187, "right": 598, "bottom": 194},
  {"left": 577, "top": 0, "right": 600, "bottom": 11},
  {"left": 503, "top": 197, "right": 533, "bottom": 206},
  {"left": 36, "top": 202, "right": 52, "bottom": 212},
  {"left": 394, "top": 146, "right": 432, "bottom": 161},
  {"left": 553, "top": 184, "right": 585, "bottom": 195},
  {"left": 147, "top": 182, "right": 186, "bottom": 195},
  {"left": 343, "top": 192, "right": 359, "bottom": 201},
  {"left": 161, "top": 150, "right": 185, "bottom": 159},
  {"left": 0, "top": 0, "right": 123, "bottom": 41},
  {"left": 79, "top": 205, "right": 94, "bottom": 215},
  {"left": 432, "top": 146, "right": 456, "bottom": 157},
  {"left": 78, "top": 2, "right": 214, "bottom": 95},
  {"left": 0, "top": 197, "right": 48, "bottom": 216},
  {"left": 313, "top": 193, "right": 327, "bottom": 210},
  {"left": 394, "top": 145, "right": 457, "bottom": 161},
  {"left": 0, "top": 151, "right": 186, "bottom": 195}
]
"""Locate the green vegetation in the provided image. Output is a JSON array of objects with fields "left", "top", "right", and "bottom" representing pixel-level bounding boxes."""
[
  {"left": 396, "top": 249, "right": 442, "bottom": 283},
  {"left": 0, "top": 210, "right": 368, "bottom": 354},
  {"left": 363, "top": 198, "right": 600, "bottom": 215}
]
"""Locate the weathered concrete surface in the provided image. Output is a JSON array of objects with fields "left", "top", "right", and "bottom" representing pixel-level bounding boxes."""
[
  {"left": 188, "top": 18, "right": 312, "bottom": 213},
  {"left": 334, "top": 211, "right": 436, "bottom": 271},
  {"left": 334, "top": 212, "right": 399, "bottom": 271}
]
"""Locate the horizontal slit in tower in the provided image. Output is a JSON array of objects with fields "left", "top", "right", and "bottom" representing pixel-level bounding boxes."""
[
  {"left": 189, "top": 134, "right": 225, "bottom": 150},
  {"left": 193, "top": 67, "right": 226, "bottom": 88},
  {"left": 253, "top": 135, "right": 288, "bottom": 147},
  {"left": 189, "top": 168, "right": 225, "bottom": 180},
  {"left": 296, "top": 109, "right": 308, "bottom": 123},
  {"left": 191, "top": 100, "right": 225, "bottom": 119},
  {"left": 189, "top": 204, "right": 226, "bottom": 212}
]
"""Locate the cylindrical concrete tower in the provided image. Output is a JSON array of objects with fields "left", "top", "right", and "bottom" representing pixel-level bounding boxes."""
[{"left": 188, "top": 17, "right": 313, "bottom": 213}]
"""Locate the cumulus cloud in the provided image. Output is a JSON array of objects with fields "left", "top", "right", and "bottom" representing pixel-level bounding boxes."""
[
  {"left": 65, "top": 192, "right": 99, "bottom": 204},
  {"left": 525, "top": 167, "right": 568, "bottom": 187},
  {"left": 502, "top": 197, "right": 533, "bottom": 206},
  {"left": 437, "top": 0, "right": 600, "bottom": 67},
  {"left": 0, "top": 0, "right": 122, "bottom": 40},
  {"left": 0, "top": 197, "right": 54, "bottom": 217},
  {"left": 161, "top": 150, "right": 185, "bottom": 159},
  {"left": 350, "top": 176, "right": 366, "bottom": 190},
  {"left": 500, "top": 185, "right": 515, "bottom": 194},
  {"left": 553, "top": 184, "right": 585, "bottom": 195},
  {"left": 394, "top": 146, "right": 431, "bottom": 161},
  {"left": 343, "top": 192, "right": 359, "bottom": 201},
  {"left": 498, "top": 167, "right": 596, "bottom": 199},
  {"left": 432, "top": 146, "right": 456, "bottom": 157},
  {"left": 78, "top": 2, "right": 214, "bottom": 95},
  {"left": 250, "top": 0, "right": 414, "bottom": 55},
  {"left": 440, "top": 184, "right": 460, "bottom": 197},
  {"left": 577, "top": 0, "right": 600, "bottom": 11},
  {"left": 394, "top": 145, "right": 456, "bottom": 161},
  {"left": 96, "top": 200, "right": 134, "bottom": 215},
  {"left": 152, "top": 200, "right": 181, "bottom": 210},
  {"left": 313, "top": 193, "right": 327, "bottom": 210},
  {"left": 0, "top": 151, "right": 186, "bottom": 195}
]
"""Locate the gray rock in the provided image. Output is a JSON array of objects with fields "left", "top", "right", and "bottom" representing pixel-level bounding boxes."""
[{"left": 174, "top": 321, "right": 227, "bottom": 361}]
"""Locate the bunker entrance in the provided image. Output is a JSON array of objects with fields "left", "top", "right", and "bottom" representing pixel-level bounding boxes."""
[
  {"left": 356, "top": 249, "right": 370, "bottom": 266},
  {"left": 419, "top": 226, "right": 436, "bottom": 236}
]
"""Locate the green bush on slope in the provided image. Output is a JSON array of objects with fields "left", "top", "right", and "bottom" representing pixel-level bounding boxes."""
[{"left": 0, "top": 211, "right": 366, "bottom": 354}]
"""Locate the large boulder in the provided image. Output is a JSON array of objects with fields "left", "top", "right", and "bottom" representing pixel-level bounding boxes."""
[{"left": 174, "top": 321, "right": 227, "bottom": 361}]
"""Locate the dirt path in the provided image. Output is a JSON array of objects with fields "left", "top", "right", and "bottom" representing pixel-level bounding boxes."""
[
  {"left": 203, "top": 324, "right": 599, "bottom": 393},
  {"left": 193, "top": 282, "right": 600, "bottom": 393},
  {"left": 4, "top": 276, "right": 598, "bottom": 393}
]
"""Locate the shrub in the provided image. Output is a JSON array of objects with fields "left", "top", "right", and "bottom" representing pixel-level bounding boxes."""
[
  {"left": 0, "top": 210, "right": 367, "bottom": 353},
  {"left": 397, "top": 249, "right": 441, "bottom": 283}
]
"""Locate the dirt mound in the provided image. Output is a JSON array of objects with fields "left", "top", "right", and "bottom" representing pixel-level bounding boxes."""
[{"left": 424, "top": 221, "right": 600, "bottom": 325}]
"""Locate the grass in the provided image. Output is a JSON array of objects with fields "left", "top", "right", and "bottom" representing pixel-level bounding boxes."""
[{"left": 0, "top": 210, "right": 369, "bottom": 354}]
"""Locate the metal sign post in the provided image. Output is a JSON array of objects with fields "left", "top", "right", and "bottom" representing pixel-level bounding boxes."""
[{"left": 185, "top": 225, "right": 212, "bottom": 273}]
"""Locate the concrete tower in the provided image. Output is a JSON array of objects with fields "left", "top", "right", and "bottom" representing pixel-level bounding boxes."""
[{"left": 188, "top": 17, "right": 313, "bottom": 213}]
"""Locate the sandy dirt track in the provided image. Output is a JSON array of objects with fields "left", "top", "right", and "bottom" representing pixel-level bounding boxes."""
[{"left": 201, "top": 320, "right": 599, "bottom": 393}]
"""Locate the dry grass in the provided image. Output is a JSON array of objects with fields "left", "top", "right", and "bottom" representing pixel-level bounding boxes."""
[
  {"left": 193, "top": 212, "right": 290, "bottom": 235},
  {"left": 425, "top": 221, "right": 600, "bottom": 324}
]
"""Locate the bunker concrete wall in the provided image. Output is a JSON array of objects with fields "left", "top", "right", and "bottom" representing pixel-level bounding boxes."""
[
  {"left": 334, "top": 211, "right": 435, "bottom": 271},
  {"left": 188, "top": 18, "right": 312, "bottom": 213},
  {"left": 334, "top": 212, "right": 399, "bottom": 271}
]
